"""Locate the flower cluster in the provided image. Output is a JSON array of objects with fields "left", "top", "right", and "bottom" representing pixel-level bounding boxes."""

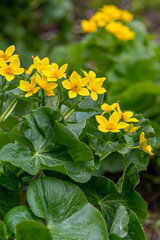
[
  {"left": 62, "top": 70, "right": 106, "bottom": 100},
  {"left": 0, "top": 45, "right": 24, "bottom": 81},
  {"left": 18, "top": 56, "right": 68, "bottom": 97},
  {"left": 96, "top": 101, "right": 153, "bottom": 155},
  {"left": 81, "top": 4, "right": 134, "bottom": 41},
  {"left": 20, "top": 56, "right": 107, "bottom": 100}
]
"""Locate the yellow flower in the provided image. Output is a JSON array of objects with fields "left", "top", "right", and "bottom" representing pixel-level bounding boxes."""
[
  {"left": 81, "top": 19, "right": 97, "bottom": 33},
  {"left": 26, "top": 64, "right": 35, "bottom": 75},
  {"left": 101, "top": 102, "right": 118, "bottom": 113},
  {"left": 0, "top": 58, "right": 24, "bottom": 81},
  {"left": 18, "top": 76, "right": 40, "bottom": 97},
  {"left": 82, "top": 70, "right": 106, "bottom": 101},
  {"left": 33, "top": 56, "right": 50, "bottom": 76},
  {"left": 124, "top": 124, "right": 141, "bottom": 133},
  {"left": 42, "top": 63, "right": 68, "bottom": 81},
  {"left": 105, "top": 21, "right": 134, "bottom": 41},
  {"left": 117, "top": 102, "right": 139, "bottom": 123},
  {"left": 62, "top": 71, "right": 89, "bottom": 98},
  {"left": 35, "top": 73, "right": 58, "bottom": 96},
  {"left": 120, "top": 10, "right": 134, "bottom": 22},
  {"left": 139, "top": 132, "right": 154, "bottom": 156},
  {"left": 90, "top": 12, "right": 110, "bottom": 27},
  {"left": 101, "top": 5, "right": 122, "bottom": 20},
  {"left": 0, "top": 45, "right": 18, "bottom": 62},
  {"left": 96, "top": 111, "right": 129, "bottom": 133}
]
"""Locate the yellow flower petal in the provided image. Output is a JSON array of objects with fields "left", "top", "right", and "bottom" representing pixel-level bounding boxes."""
[
  {"left": 78, "top": 88, "right": 90, "bottom": 96},
  {"left": 25, "top": 92, "right": 33, "bottom": 98},
  {"left": 116, "top": 122, "right": 129, "bottom": 129},
  {"left": 10, "top": 58, "right": 20, "bottom": 68},
  {"left": 91, "top": 91, "right": 98, "bottom": 101},
  {"left": 109, "top": 111, "right": 120, "bottom": 124},
  {"left": 95, "top": 115, "right": 108, "bottom": 125},
  {"left": 33, "top": 87, "right": 40, "bottom": 94},
  {"left": 5, "top": 45, "right": 15, "bottom": 56},
  {"left": 13, "top": 68, "right": 24, "bottom": 75},
  {"left": 97, "top": 87, "right": 106, "bottom": 94},
  {"left": 18, "top": 80, "right": 30, "bottom": 91},
  {"left": 59, "top": 63, "right": 68, "bottom": 73},
  {"left": 68, "top": 90, "right": 77, "bottom": 98},
  {"left": 62, "top": 80, "right": 72, "bottom": 90},
  {"left": 98, "top": 125, "right": 109, "bottom": 132},
  {"left": 70, "top": 71, "right": 81, "bottom": 83},
  {"left": 5, "top": 74, "right": 15, "bottom": 81}
]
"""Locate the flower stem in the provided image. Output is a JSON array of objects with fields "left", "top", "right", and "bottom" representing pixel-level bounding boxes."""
[
  {"left": 57, "top": 79, "right": 62, "bottom": 104},
  {"left": 131, "top": 145, "right": 140, "bottom": 149},
  {"left": 0, "top": 98, "right": 17, "bottom": 123},
  {"left": 42, "top": 89, "right": 45, "bottom": 106},
  {"left": 0, "top": 77, "right": 6, "bottom": 115},
  {"left": 64, "top": 97, "right": 83, "bottom": 120},
  {"left": 16, "top": 169, "right": 24, "bottom": 177}
]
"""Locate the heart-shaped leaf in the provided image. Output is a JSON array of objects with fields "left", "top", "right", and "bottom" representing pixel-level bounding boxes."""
[
  {"left": 5, "top": 177, "right": 108, "bottom": 240},
  {"left": 0, "top": 107, "right": 95, "bottom": 182},
  {"left": 78, "top": 163, "right": 147, "bottom": 231}
]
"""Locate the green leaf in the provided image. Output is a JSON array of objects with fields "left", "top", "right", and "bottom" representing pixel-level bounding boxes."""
[
  {"left": 4, "top": 206, "right": 37, "bottom": 235},
  {"left": 0, "top": 107, "right": 94, "bottom": 182},
  {"left": 78, "top": 163, "right": 147, "bottom": 231},
  {"left": 55, "top": 122, "right": 94, "bottom": 162},
  {"left": 5, "top": 177, "right": 109, "bottom": 240},
  {"left": 67, "top": 119, "right": 86, "bottom": 137},
  {"left": 16, "top": 221, "right": 52, "bottom": 240},
  {"left": 109, "top": 205, "right": 147, "bottom": 240},
  {"left": 0, "top": 221, "right": 7, "bottom": 240}
]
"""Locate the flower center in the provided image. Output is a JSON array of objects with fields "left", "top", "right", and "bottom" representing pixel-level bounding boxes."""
[
  {"left": 107, "top": 122, "right": 116, "bottom": 130},
  {"left": 2, "top": 54, "right": 8, "bottom": 61},
  {"left": 72, "top": 83, "right": 80, "bottom": 92},
  {"left": 5, "top": 66, "right": 13, "bottom": 75}
]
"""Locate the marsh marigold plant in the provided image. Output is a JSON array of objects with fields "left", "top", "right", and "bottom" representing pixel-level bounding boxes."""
[{"left": 0, "top": 45, "right": 156, "bottom": 240}]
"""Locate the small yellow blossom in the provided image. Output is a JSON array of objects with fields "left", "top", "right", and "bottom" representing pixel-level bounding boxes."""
[
  {"left": 18, "top": 77, "right": 40, "bottom": 97},
  {"left": 101, "top": 5, "right": 122, "bottom": 20},
  {"left": 26, "top": 64, "right": 35, "bottom": 75},
  {"left": 81, "top": 70, "right": 106, "bottom": 101},
  {"left": 33, "top": 56, "right": 50, "bottom": 76},
  {"left": 42, "top": 63, "right": 68, "bottom": 81},
  {"left": 117, "top": 103, "right": 139, "bottom": 122},
  {"left": 96, "top": 111, "right": 129, "bottom": 133},
  {"left": 90, "top": 12, "right": 110, "bottom": 27},
  {"left": 101, "top": 102, "right": 118, "bottom": 113},
  {"left": 0, "top": 45, "right": 18, "bottom": 62},
  {"left": 62, "top": 71, "right": 89, "bottom": 98},
  {"left": 139, "top": 132, "right": 154, "bottom": 156},
  {"left": 120, "top": 10, "right": 134, "bottom": 22},
  {"left": 124, "top": 124, "right": 141, "bottom": 133},
  {"left": 0, "top": 58, "right": 24, "bottom": 81},
  {"left": 35, "top": 73, "right": 58, "bottom": 96},
  {"left": 81, "top": 19, "right": 97, "bottom": 33},
  {"left": 105, "top": 21, "right": 134, "bottom": 41},
  {"left": 87, "top": 79, "right": 106, "bottom": 101}
]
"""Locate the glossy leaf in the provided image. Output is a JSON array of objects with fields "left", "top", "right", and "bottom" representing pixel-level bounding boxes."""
[
  {"left": 0, "top": 107, "right": 95, "bottom": 182},
  {"left": 109, "top": 205, "right": 146, "bottom": 240},
  {"left": 5, "top": 177, "right": 109, "bottom": 240},
  {"left": 78, "top": 163, "right": 147, "bottom": 231}
]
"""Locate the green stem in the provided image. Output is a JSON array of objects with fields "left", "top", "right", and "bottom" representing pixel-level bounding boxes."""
[
  {"left": 131, "top": 145, "right": 140, "bottom": 149},
  {"left": 57, "top": 79, "right": 62, "bottom": 104},
  {"left": 16, "top": 169, "right": 24, "bottom": 177},
  {"left": 64, "top": 97, "right": 83, "bottom": 119},
  {"left": 42, "top": 89, "right": 45, "bottom": 106},
  {"left": 0, "top": 98, "right": 17, "bottom": 123},
  {"left": 0, "top": 77, "right": 6, "bottom": 115}
]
